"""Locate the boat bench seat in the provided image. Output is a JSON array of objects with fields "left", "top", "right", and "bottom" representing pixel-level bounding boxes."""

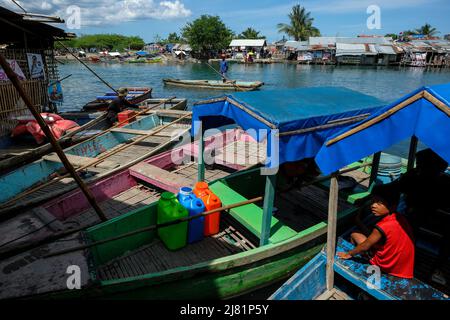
[
  {"left": 130, "top": 162, "right": 193, "bottom": 194},
  {"left": 334, "top": 238, "right": 450, "bottom": 300},
  {"left": 43, "top": 153, "right": 119, "bottom": 170},
  {"left": 209, "top": 181, "right": 297, "bottom": 244}
]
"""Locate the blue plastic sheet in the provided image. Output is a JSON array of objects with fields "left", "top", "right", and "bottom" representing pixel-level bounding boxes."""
[
  {"left": 315, "top": 83, "right": 450, "bottom": 174},
  {"left": 191, "top": 87, "right": 385, "bottom": 168}
]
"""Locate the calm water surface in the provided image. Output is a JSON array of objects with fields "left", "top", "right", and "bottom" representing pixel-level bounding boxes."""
[
  {"left": 59, "top": 62, "right": 450, "bottom": 111},
  {"left": 59, "top": 62, "right": 449, "bottom": 157}
]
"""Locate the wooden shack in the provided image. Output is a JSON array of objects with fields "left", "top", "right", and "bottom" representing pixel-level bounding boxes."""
[{"left": 0, "top": 6, "right": 71, "bottom": 145}]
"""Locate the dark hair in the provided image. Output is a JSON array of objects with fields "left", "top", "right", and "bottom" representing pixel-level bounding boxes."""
[{"left": 371, "top": 184, "right": 400, "bottom": 208}]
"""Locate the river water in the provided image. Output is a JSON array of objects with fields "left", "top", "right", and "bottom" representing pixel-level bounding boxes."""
[
  {"left": 58, "top": 61, "right": 450, "bottom": 111},
  {"left": 59, "top": 61, "right": 449, "bottom": 157}
]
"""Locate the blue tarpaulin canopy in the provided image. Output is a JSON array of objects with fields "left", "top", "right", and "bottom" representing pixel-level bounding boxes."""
[
  {"left": 192, "top": 87, "right": 385, "bottom": 167},
  {"left": 315, "top": 83, "right": 450, "bottom": 175},
  {"left": 135, "top": 51, "right": 149, "bottom": 56}
]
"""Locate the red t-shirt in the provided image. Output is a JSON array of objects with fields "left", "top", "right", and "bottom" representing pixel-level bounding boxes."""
[{"left": 370, "top": 213, "right": 415, "bottom": 279}]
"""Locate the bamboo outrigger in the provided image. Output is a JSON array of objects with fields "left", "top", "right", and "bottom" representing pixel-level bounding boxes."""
[
  {"left": 270, "top": 83, "right": 450, "bottom": 300},
  {"left": 0, "top": 87, "right": 385, "bottom": 299}
]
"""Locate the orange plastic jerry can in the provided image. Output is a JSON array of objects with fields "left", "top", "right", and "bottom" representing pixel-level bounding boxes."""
[{"left": 193, "top": 182, "right": 222, "bottom": 236}]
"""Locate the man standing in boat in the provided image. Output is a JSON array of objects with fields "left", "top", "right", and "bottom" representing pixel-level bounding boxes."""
[
  {"left": 106, "top": 88, "right": 138, "bottom": 127},
  {"left": 219, "top": 55, "right": 229, "bottom": 83}
]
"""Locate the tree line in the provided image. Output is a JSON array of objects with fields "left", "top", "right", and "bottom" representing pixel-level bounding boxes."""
[{"left": 61, "top": 4, "right": 440, "bottom": 59}]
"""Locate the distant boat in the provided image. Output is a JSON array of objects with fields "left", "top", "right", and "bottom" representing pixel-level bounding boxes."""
[
  {"left": 82, "top": 87, "right": 152, "bottom": 112},
  {"left": 163, "top": 79, "right": 264, "bottom": 91}
]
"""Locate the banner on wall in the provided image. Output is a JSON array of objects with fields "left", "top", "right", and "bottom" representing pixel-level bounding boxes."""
[
  {"left": 0, "top": 59, "right": 26, "bottom": 81},
  {"left": 26, "top": 53, "right": 46, "bottom": 80},
  {"left": 48, "top": 81, "right": 64, "bottom": 103}
]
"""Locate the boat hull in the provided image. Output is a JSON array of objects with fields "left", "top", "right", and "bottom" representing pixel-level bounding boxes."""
[
  {"left": 163, "top": 79, "right": 264, "bottom": 91},
  {"left": 82, "top": 87, "right": 152, "bottom": 112}
]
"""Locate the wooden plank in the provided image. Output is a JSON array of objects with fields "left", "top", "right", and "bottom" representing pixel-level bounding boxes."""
[
  {"left": 43, "top": 153, "right": 119, "bottom": 170},
  {"left": 326, "top": 176, "right": 338, "bottom": 291},
  {"left": 130, "top": 163, "right": 193, "bottom": 193}
]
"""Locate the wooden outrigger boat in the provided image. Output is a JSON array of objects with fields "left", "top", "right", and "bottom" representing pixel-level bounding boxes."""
[
  {"left": 163, "top": 79, "right": 264, "bottom": 91},
  {"left": 82, "top": 87, "right": 152, "bottom": 112},
  {"left": 270, "top": 83, "right": 450, "bottom": 300},
  {"left": 0, "top": 98, "right": 187, "bottom": 175},
  {"left": 0, "top": 108, "right": 192, "bottom": 217},
  {"left": 0, "top": 87, "right": 384, "bottom": 299},
  {"left": 0, "top": 128, "right": 264, "bottom": 263}
]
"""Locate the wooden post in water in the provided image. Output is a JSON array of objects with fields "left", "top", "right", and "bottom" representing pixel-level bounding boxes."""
[
  {"left": 260, "top": 174, "right": 277, "bottom": 246},
  {"left": 197, "top": 121, "right": 205, "bottom": 182},
  {"left": 369, "top": 151, "right": 381, "bottom": 185},
  {"left": 407, "top": 135, "right": 418, "bottom": 171},
  {"left": 0, "top": 53, "right": 108, "bottom": 222},
  {"left": 326, "top": 174, "right": 339, "bottom": 291}
]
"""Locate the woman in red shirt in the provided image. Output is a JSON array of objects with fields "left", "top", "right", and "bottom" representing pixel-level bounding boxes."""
[{"left": 338, "top": 184, "right": 415, "bottom": 279}]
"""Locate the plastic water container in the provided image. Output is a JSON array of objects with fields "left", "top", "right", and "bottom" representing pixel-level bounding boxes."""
[
  {"left": 157, "top": 192, "right": 188, "bottom": 250},
  {"left": 117, "top": 110, "right": 136, "bottom": 127},
  {"left": 178, "top": 187, "right": 206, "bottom": 244},
  {"left": 377, "top": 154, "right": 403, "bottom": 184},
  {"left": 193, "top": 182, "right": 222, "bottom": 236}
]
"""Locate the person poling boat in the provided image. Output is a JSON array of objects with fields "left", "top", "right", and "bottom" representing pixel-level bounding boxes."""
[
  {"left": 106, "top": 88, "right": 138, "bottom": 127},
  {"left": 219, "top": 55, "right": 229, "bottom": 83}
]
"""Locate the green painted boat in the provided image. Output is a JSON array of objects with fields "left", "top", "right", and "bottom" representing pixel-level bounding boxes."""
[
  {"left": 163, "top": 78, "right": 264, "bottom": 91},
  {"left": 0, "top": 87, "right": 385, "bottom": 300}
]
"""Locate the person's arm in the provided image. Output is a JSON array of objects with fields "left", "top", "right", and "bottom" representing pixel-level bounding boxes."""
[
  {"left": 337, "top": 228, "right": 383, "bottom": 259},
  {"left": 122, "top": 98, "right": 138, "bottom": 108}
]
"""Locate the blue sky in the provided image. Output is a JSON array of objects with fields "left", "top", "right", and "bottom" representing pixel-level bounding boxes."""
[{"left": 3, "top": 0, "right": 450, "bottom": 42}]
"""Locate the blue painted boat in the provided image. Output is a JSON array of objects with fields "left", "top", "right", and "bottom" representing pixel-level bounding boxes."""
[
  {"left": 0, "top": 109, "right": 191, "bottom": 215},
  {"left": 271, "top": 83, "right": 450, "bottom": 300}
]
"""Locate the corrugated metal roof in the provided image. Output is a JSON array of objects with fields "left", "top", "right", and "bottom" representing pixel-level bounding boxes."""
[
  {"left": 229, "top": 39, "right": 267, "bottom": 47},
  {"left": 375, "top": 45, "right": 397, "bottom": 55},
  {"left": 284, "top": 40, "right": 308, "bottom": 50},
  {"left": 336, "top": 43, "right": 377, "bottom": 56}
]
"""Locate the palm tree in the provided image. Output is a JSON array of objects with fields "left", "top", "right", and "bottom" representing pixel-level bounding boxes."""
[
  {"left": 277, "top": 5, "right": 320, "bottom": 41},
  {"left": 239, "top": 28, "right": 264, "bottom": 39},
  {"left": 415, "top": 23, "right": 439, "bottom": 37}
]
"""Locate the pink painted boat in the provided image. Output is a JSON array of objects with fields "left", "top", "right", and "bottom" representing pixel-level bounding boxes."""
[{"left": 0, "top": 128, "right": 265, "bottom": 259}]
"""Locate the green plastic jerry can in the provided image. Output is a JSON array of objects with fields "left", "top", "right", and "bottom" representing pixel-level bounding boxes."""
[{"left": 157, "top": 192, "right": 188, "bottom": 250}]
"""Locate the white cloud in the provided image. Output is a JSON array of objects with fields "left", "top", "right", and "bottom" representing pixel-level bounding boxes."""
[{"left": 0, "top": 0, "right": 191, "bottom": 26}]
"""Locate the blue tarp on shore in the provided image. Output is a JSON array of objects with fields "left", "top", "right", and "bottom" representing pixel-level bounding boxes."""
[
  {"left": 315, "top": 83, "right": 450, "bottom": 174},
  {"left": 192, "top": 87, "right": 385, "bottom": 168}
]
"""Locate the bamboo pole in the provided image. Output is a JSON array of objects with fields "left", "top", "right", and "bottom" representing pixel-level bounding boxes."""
[
  {"left": 0, "top": 112, "right": 191, "bottom": 208},
  {"left": 44, "top": 196, "right": 264, "bottom": 259},
  {"left": 0, "top": 53, "right": 108, "bottom": 222}
]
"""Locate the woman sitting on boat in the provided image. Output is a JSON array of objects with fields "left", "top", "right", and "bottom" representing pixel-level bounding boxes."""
[
  {"left": 106, "top": 87, "right": 138, "bottom": 127},
  {"left": 337, "top": 184, "right": 415, "bottom": 279}
]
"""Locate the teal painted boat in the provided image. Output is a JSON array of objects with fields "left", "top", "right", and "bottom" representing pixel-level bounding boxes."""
[
  {"left": 0, "top": 109, "right": 191, "bottom": 216},
  {"left": 163, "top": 78, "right": 264, "bottom": 91},
  {"left": 0, "top": 87, "right": 385, "bottom": 299},
  {"left": 270, "top": 83, "right": 450, "bottom": 300}
]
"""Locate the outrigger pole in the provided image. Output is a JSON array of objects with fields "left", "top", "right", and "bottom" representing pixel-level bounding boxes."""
[
  {"left": 0, "top": 53, "right": 108, "bottom": 222},
  {"left": 57, "top": 41, "right": 118, "bottom": 94}
]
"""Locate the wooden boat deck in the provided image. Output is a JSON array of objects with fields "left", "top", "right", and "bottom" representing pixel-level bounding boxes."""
[
  {"left": 315, "top": 288, "right": 351, "bottom": 300},
  {"left": 2, "top": 123, "right": 190, "bottom": 208},
  {"left": 274, "top": 185, "right": 355, "bottom": 232},
  {"left": 64, "top": 185, "right": 161, "bottom": 227},
  {"left": 97, "top": 220, "right": 256, "bottom": 281}
]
